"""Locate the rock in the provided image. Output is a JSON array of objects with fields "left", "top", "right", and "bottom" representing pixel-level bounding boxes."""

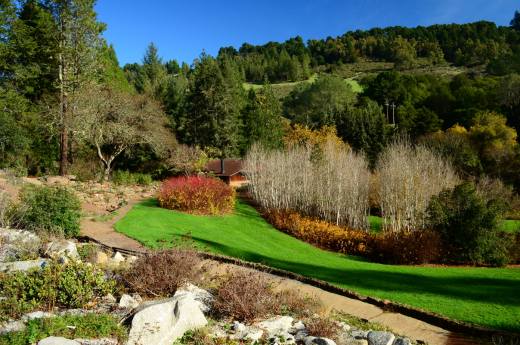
[
  {"left": 110, "top": 252, "right": 125, "bottom": 265},
  {"left": 45, "top": 240, "right": 79, "bottom": 260},
  {"left": 0, "top": 258, "right": 46, "bottom": 272},
  {"left": 232, "top": 321, "right": 246, "bottom": 333},
  {"left": 102, "top": 294, "right": 117, "bottom": 304},
  {"left": 0, "top": 228, "right": 41, "bottom": 262},
  {"left": 337, "top": 321, "right": 351, "bottom": 332},
  {"left": 38, "top": 337, "right": 80, "bottom": 345},
  {"left": 304, "top": 336, "right": 337, "bottom": 345},
  {"left": 255, "top": 316, "right": 294, "bottom": 337},
  {"left": 289, "top": 320, "right": 305, "bottom": 334},
  {"left": 119, "top": 294, "right": 141, "bottom": 309},
  {"left": 366, "top": 331, "right": 395, "bottom": 345},
  {"left": 92, "top": 251, "right": 109, "bottom": 265},
  {"left": 74, "top": 339, "right": 118, "bottom": 345},
  {"left": 243, "top": 328, "right": 264, "bottom": 342},
  {"left": 0, "top": 320, "right": 25, "bottom": 334},
  {"left": 126, "top": 255, "right": 138, "bottom": 264},
  {"left": 177, "top": 283, "right": 213, "bottom": 313},
  {"left": 22, "top": 311, "right": 54, "bottom": 321},
  {"left": 350, "top": 330, "right": 368, "bottom": 339},
  {"left": 393, "top": 338, "right": 411, "bottom": 345},
  {"left": 126, "top": 291, "right": 208, "bottom": 345}
]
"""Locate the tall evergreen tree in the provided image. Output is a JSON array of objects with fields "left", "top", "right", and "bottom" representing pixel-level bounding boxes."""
[{"left": 511, "top": 10, "right": 520, "bottom": 31}]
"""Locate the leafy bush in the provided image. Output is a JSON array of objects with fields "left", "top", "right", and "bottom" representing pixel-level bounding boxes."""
[
  {"left": 158, "top": 176, "right": 235, "bottom": 215},
  {"left": 121, "top": 250, "right": 202, "bottom": 297},
  {"left": 19, "top": 185, "right": 81, "bottom": 237},
  {"left": 0, "top": 314, "right": 127, "bottom": 345},
  {"left": 0, "top": 261, "right": 116, "bottom": 320},
  {"left": 212, "top": 271, "right": 317, "bottom": 322},
  {"left": 111, "top": 170, "right": 153, "bottom": 185},
  {"left": 428, "top": 182, "right": 511, "bottom": 266}
]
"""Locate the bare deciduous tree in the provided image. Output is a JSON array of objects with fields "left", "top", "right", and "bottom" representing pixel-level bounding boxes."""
[
  {"left": 72, "top": 84, "right": 174, "bottom": 180},
  {"left": 245, "top": 140, "right": 370, "bottom": 230},
  {"left": 377, "top": 139, "right": 459, "bottom": 233}
]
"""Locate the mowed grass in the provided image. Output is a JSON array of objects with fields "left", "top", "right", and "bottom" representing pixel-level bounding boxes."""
[{"left": 115, "top": 199, "right": 520, "bottom": 332}]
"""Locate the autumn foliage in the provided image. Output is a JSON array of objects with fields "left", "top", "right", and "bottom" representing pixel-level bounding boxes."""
[{"left": 158, "top": 176, "right": 235, "bottom": 215}]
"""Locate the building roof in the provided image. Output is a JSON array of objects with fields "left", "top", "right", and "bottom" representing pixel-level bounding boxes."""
[{"left": 205, "top": 159, "right": 243, "bottom": 177}]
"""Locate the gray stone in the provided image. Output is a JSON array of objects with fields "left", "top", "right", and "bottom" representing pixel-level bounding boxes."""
[
  {"left": 0, "top": 228, "right": 41, "bottom": 262},
  {"left": 111, "top": 252, "right": 125, "bottom": 264},
  {"left": 255, "top": 316, "right": 294, "bottom": 337},
  {"left": 304, "top": 336, "right": 337, "bottom": 345},
  {"left": 350, "top": 330, "right": 368, "bottom": 339},
  {"left": 22, "top": 311, "right": 54, "bottom": 321},
  {"left": 102, "top": 294, "right": 117, "bottom": 304},
  {"left": 392, "top": 338, "right": 411, "bottom": 345},
  {"left": 74, "top": 339, "right": 118, "bottom": 345},
  {"left": 0, "top": 320, "right": 25, "bottom": 335},
  {"left": 45, "top": 240, "right": 79, "bottom": 260},
  {"left": 289, "top": 320, "right": 305, "bottom": 334},
  {"left": 38, "top": 337, "right": 81, "bottom": 345},
  {"left": 118, "top": 294, "right": 141, "bottom": 309},
  {"left": 0, "top": 258, "right": 46, "bottom": 272},
  {"left": 126, "top": 288, "right": 208, "bottom": 345},
  {"left": 367, "top": 331, "right": 395, "bottom": 345},
  {"left": 177, "top": 283, "right": 213, "bottom": 313}
]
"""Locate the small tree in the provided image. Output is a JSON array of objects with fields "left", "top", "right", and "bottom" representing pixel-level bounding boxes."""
[{"left": 73, "top": 84, "right": 173, "bottom": 180}]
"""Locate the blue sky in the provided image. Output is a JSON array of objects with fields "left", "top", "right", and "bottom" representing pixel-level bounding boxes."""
[{"left": 95, "top": 0, "right": 519, "bottom": 66}]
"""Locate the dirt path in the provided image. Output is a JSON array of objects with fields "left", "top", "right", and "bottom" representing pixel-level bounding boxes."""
[
  {"left": 80, "top": 200, "right": 148, "bottom": 252},
  {"left": 80, "top": 201, "right": 479, "bottom": 345}
]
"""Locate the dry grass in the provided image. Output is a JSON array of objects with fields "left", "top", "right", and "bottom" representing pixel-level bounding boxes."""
[{"left": 304, "top": 316, "right": 341, "bottom": 340}]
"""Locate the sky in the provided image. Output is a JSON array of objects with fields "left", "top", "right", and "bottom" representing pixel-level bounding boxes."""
[{"left": 95, "top": 0, "right": 519, "bottom": 66}]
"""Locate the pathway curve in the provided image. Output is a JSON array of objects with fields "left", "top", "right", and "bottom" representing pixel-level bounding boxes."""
[{"left": 80, "top": 201, "right": 480, "bottom": 345}]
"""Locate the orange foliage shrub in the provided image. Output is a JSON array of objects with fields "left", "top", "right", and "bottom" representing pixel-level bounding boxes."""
[
  {"left": 265, "top": 209, "right": 443, "bottom": 265},
  {"left": 158, "top": 176, "right": 235, "bottom": 215}
]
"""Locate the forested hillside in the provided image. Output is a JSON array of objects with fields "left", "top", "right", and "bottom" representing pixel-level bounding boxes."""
[{"left": 1, "top": 1, "right": 520, "bottom": 191}]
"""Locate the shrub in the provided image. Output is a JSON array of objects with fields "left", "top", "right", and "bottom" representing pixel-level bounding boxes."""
[
  {"left": 19, "top": 185, "right": 81, "bottom": 238},
  {"left": 304, "top": 316, "right": 340, "bottom": 340},
  {"left": 121, "top": 250, "right": 202, "bottom": 297},
  {"left": 0, "top": 314, "right": 127, "bottom": 345},
  {"left": 112, "top": 170, "right": 153, "bottom": 186},
  {"left": 158, "top": 176, "right": 235, "bottom": 215},
  {"left": 0, "top": 261, "right": 116, "bottom": 320},
  {"left": 212, "top": 271, "right": 316, "bottom": 322},
  {"left": 428, "top": 182, "right": 511, "bottom": 266}
]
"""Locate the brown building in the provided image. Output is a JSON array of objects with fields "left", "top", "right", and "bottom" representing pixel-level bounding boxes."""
[{"left": 205, "top": 159, "right": 248, "bottom": 187}]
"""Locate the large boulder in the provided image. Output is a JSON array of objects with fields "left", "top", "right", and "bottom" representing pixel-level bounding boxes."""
[
  {"left": 38, "top": 337, "right": 80, "bottom": 345},
  {"left": 0, "top": 258, "right": 46, "bottom": 273},
  {"left": 126, "top": 286, "right": 209, "bottom": 345},
  {"left": 45, "top": 240, "right": 79, "bottom": 261},
  {"left": 0, "top": 228, "right": 41, "bottom": 262},
  {"left": 366, "top": 331, "right": 395, "bottom": 345}
]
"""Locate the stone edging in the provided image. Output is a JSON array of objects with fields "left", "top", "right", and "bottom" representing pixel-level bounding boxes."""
[{"left": 77, "top": 235, "right": 520, "bottom": 341}]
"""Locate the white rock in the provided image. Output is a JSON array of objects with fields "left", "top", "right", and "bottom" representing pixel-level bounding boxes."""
[
  {"left": 232, "top": 321, "right": 247, "bottom": 333},
  {"left": 243, "top": 328, "right": 264, "bottom": 342},
  {"left": 102, "top": 293, "right": 117, "bottom": 304},
  {"left": 74, "top": 338, "right": 118, "bottom": 345},
  {"left": 38, "top": 337, "right": 81, "bottom": 345},
  {"left": 0, "top": 320, "right": 25, "bottom": 334},
  {"left": 22, "top": 311, "right": 54, "bottom": 321},
  {"left": 289, "top": 320, "right": 306, "bottom": 334},
  {"left": 119, "top": 294, "right": 141, "bottom": 309},
  {"left": 176, "top": 283, "right": 213, "bottom": 313},
  {"left": 0, "top": 258, "right": 46, "bottom": 272},
  {"left": 45, "top": 240, "right": 79, "bottom": 260},
  {"left": 255, "top": 316, "right": 294, "bottom": 337},
  {"left": 0, "top": 228, "right": 41, "bottom": 262},
  {"left": 366, "top": 331, "right": 395, "bottom": 345},
  {"left": 111, "top": 252, "right": 125, "bottom": 265},
  {"left": 126, "top": 291, "right": 208, "bottom": 345},
  {"left": 304, "top": 336, "right": 337, "bottom": 345}
]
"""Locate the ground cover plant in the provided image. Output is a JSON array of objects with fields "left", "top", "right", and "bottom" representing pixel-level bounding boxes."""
[
  {"left": 158, "top": 176, "right": 235, "bottom": 215},
  {"left": 116, "top": 199, "right": 520, "bottom": 332},
  {"left": 0, "top": 314, "right": 127, "bottom": 345}
]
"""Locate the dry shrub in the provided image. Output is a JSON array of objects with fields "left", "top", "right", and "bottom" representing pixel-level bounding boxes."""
[
  {"left": 121, "top": 250, "right": 202, "bottom": 297},
  {"left": 265, "top": 209, "right": 371, "bottom": 256},
  {"left": 158, "top": 176, "right": 235, "bottom": 215},
  {"left": 304, "top": 316, "right": 341, "bottom": 340},
  {"left": 368, "top": 231, "right": 443, "bottom": 265},
  {"left": 212, "top": 271, "right": 316, "bottom": 322}
]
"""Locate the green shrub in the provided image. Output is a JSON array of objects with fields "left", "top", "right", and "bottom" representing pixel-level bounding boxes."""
[
  {"left": 428, "top": 182, "right": 511, "bottom": 266},
  {"left": 0, "top": 261, "right": 116, "bottom": 320},
  {"left": 111, "top": 170, "right": 153, "bottom": 186},
  {"left": 0, "top": 314, "right": 127, "bottom": 345},
  {"left": 20, "top": 185, "right": 81, "bottom": 238}
]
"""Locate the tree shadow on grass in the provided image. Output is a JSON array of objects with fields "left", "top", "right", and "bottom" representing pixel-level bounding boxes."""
[{"left": 191, "top": 236, "right": 520, "bottom": 313}]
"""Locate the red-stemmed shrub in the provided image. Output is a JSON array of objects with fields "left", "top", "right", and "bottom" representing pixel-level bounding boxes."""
[{"left": 158, "top": 176, "right": 235, "bottom": 215}]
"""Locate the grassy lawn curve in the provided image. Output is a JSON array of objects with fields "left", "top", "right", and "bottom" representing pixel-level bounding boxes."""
[{"left": 115, "top": 199, "right": 520, "bottom": 332}]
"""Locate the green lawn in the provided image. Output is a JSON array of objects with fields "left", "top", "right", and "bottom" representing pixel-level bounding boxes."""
[{"left": 115, "top": 199, "right": 520, "bottom": 332}]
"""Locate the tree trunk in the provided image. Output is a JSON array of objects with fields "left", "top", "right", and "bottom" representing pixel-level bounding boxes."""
[{"left": 59, "top": 93, "right": 68, "bottom": 176}]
